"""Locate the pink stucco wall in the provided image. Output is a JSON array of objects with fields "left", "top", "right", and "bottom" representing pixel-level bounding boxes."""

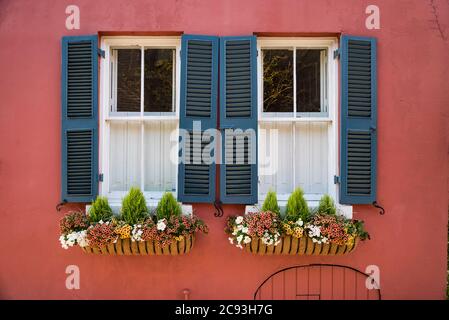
[{"left": 0, "top": 0, "right": 448, "bottom": 299}]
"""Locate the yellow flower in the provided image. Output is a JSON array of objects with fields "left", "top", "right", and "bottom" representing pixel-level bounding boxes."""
[
  {"left": 174, "top": 236, "right": 184, "bottom": 241},
  {"left": 293, "top": 227, "right": 303, "bottom": 238},
  {"left": 347, "top": 235, "right": 355, "bottom": 245},
  {"left": 115, "top": 224, "right": 131, "bottom": 239}
]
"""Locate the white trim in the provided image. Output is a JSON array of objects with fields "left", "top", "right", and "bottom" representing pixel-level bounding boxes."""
[{"left": 99, "top": 36, "right": 181, "bottom": 205}]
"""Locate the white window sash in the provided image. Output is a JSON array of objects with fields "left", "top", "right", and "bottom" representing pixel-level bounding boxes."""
[
  {"left": 99, "top": 37, "right": 181, "bottom": 203},
  {"left": 257, "top": 38, "right": 344, "bottom": 214}
]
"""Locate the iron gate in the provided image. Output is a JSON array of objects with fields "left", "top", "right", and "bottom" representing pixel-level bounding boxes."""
[{"left": 254, "top": 264, "right": 381, "bottom": 300}]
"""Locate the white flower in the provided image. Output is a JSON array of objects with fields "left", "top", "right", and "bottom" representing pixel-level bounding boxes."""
[
  {"left": 228, "top": 237, "right": 234, "bottom": 244},
  {"left": 131, "top": 225, "right": 144, "bottom": 242},
  {"left": 243, "top": 236, "right": 251, "bottom": 244},
  {"left": 295, "top": 219, "right": 304, "bottom": 226},
  {"left": 77, "top": 230, "right": 89, "bottom": 247},
  {"left": 237, "top": 225, "right": 243, "bottom": 231},
  {"left": 99, "top": 220, "right": 104, "bottom": 224},
  {"left": 236, "top": 235, "right": 243, "bottom": 244},
  {"left": 235, "top": 216, "right": 244, "bottom": 224},
  {"left": 59, "top": 231, "right": 87, "bottom": 249},
  {"left": 236, "top": 244, "right": 243, "bottom": 249},
  {"left": 157, "top": 220, "right": 167, "bottom": 231},
  {"left": 59, "top": 235, "right": 69, "bottom": 249},
  {"left": 242, "top": 227, "right": 249, "bottom": 234}
]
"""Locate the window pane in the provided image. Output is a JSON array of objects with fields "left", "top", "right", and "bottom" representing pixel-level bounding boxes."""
[
  {"left": 259, "top": 122, "right": 293, "bottom": 195},
  {"left": 295, "top": 122, "right": 328, "bottom": 194},
  {"left": 144, "top": 121, "right": 177, "bottom": 192},
  {"left": 116, "top": 49, "right": 141, "bottom": 112},
  {"left": 258, "top": 122, "right": 328, "bottom": 197},
  {"left": 296, "top": 49, "right": 324, "bottom": 113},
  {"left": 263, "top": 50, "right": 293, "bottom": 113},
  {"left": 144, "top": 49, "right": 175, "bottom": 112},
  {"left": 109, "top": 122, "right": 141, "bottom": 191}
]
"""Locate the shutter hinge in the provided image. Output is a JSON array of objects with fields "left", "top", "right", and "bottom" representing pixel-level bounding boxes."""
[
  {"left": 333, "top": 49, "right": 340, "bottom": 59},
  {"left": 334, "top": 175, "right": 340, "bottom": 184},
  {"left": 98, "top": 173, "right": 104, "bottom": 182},
  {"left": 97, "top": 48, "right": 105, "bottom": 58}
]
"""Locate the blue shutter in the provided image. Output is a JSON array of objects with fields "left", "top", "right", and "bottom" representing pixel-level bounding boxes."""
[
  {"left": 219, "top": 36, "right": 258, "bottom": 204},
  {"left": 61, "top": 35, "right": 99, "bottom": 203},
  {"left": 340, "top": 35, "right": 377, "bottom": 204},
  {"left": 178, "top": 35, "right": 219, "bottom": 203}
]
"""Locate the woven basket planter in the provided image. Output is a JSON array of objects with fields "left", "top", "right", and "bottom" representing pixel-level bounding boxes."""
[
  {"left": 244, "top": 235, "right": 358, "bottom": 256},
  {"left": 81, "top": 233, "right": 195, "bottom": 255}
]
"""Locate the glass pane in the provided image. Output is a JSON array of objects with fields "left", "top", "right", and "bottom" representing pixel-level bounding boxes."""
[
  {"left": 259, "top": 122, "right": 293, "bottom": 196},
  {"left": 144, "top": 121, "right": 177, "bottom": 192},
  {"left": 109, "top": 122, "right": 141, "bottom": 191},
  {"left": 116, "top": 49, "right": 141, "bottom": 112},
  {"left": 296, "top": 49, "right": 324, "bottom": 113},
  {"left": 295, "top": 122, "right": 328, "bottom": 194},
  {"left": 263, "top": 49, "right": 293, "bottom": 113},
  {"left": 144, "top": 49, "right": 175, "bottom": 112}
]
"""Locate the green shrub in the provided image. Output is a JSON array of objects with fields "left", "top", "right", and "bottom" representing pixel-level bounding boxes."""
[
  {"left": 88, "top": 196, "right": 113, "bottom": 223},
  {"left": 156, "top": 192, "right": 182, "bottom": 220},
  {"left": 285, "top": 187, "right": 309, "bottom": 222},
  {"left": 120, "top": 187, "right": 148, "bottom": 224},
  {"left": 317, "top": 194, "right": 337, "bottom": 215},
  {"left": 261, "top": 190, "right": 280, "bottom": 215}
]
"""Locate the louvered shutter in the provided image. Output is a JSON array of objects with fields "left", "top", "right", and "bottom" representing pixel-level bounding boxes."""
[
  {"left": 340, "top": 35, "right": 377, "bottom": 204},
  {"left": 219, "top": 36, "right": 258, "bottom": 204},
  {"left": 178, "top": 35, "right": 218, "bottom": 203},
  {"left": 61, "top": 35, "right": 99, "bottom": 202}
]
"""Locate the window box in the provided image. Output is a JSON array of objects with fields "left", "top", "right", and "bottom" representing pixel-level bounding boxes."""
[
  {"left": 242, "top": 235, "right": 358, "bottom": 256},
  {"left": 226, "top": 193, "right": 368, "bottom": 256},
  {"left": 59, "top": 190, "right": 207, "bottom": 256},
  {"left": 80, "top": 234, "right": 195, "bottom": 256}
]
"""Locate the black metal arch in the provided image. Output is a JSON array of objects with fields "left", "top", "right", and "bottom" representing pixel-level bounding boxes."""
[{"left": 254, "top": 263, "right": 381, "bottom": 300}]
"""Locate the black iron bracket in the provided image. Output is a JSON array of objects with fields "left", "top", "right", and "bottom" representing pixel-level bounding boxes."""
[
  {"left": 56, "top": 199, "right": 67, "bottom": 212},
  {"left": 372, "top": 201, "right": 385, "bottom": 215},
  {"left": 214, "top": 200, "right": 224, "bottom": 217}
]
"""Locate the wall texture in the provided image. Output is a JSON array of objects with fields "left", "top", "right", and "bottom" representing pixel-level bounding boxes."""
[{"left": 0, "top": 0, "right": 448, "bottom": 299}]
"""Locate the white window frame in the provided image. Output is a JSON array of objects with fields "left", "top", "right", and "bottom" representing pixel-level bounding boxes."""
[
  {"left": 99, "top": 37, "right": 181, "bottom": 208},
  {"left": 257, "top": 37, "right": 352, "bottom": 217}
]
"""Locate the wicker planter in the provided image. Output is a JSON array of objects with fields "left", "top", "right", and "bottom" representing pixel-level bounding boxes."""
[
  {"left": 81, "top": 234, "right": 195, "bottom": 255},
  {"left": 244, "top": 236, "right": 358, "bottom": 256}
]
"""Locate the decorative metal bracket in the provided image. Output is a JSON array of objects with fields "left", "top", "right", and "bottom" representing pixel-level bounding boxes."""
[
  {"left": 56, "top": 199, "right": 67, "bottom": 212},
  {"left": 372, "top": 201, "right": 385, "bottom": 215},
  {"left": 214, "top": 200, "right": 224, "bottom": 217}
]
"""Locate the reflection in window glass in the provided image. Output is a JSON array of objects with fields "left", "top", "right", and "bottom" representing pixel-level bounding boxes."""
[
  {"left": 144, "top": 49, "right": 175, "bottom": 112},
  {"left": 116, "top": 49, "right": 141, "bottom": 112},
  {"left": 263, "top": 50, "right": 293, "bottom": 113},
  {"left": 296, "top": 49, "right": 323, "bottom": 113}
]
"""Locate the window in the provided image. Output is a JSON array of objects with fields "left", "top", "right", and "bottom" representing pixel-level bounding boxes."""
[
  {"left": 257, "top": 38, "right": 338, "bottom": 206},
  {"left": 101, "top": 38, "right": 180, "bottom": 206}
]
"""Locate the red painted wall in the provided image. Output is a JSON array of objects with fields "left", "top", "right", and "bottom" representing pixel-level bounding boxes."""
[{"left": 0, "top": 0, "right": 448, "bottom": 299}]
